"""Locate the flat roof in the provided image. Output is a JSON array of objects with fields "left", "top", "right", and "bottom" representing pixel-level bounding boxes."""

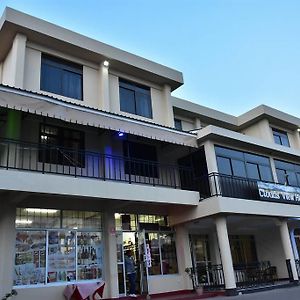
[{"left": 0, "top": 7, "right": 183, "bottom": 91}]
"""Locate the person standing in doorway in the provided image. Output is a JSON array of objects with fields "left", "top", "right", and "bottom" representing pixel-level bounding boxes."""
[{"left": 125, "top": 250, "right": 137, "bottom": 297}]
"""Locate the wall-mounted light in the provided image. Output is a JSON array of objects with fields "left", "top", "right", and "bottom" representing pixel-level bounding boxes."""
[
  {"left": 25, "top": 208, "right": 58, "bottom": 214},
  {"left": 16, "top": 219, "right": 33, "bottom": 225},
  {"left": 117, "top": 131, "right": 125, "bottom": 137},
  {"left": 103, "top": 60, "right": 109, "bottom": 67},
  {"left": 297, "top": 128, "right": 300, "bottom": 132}
]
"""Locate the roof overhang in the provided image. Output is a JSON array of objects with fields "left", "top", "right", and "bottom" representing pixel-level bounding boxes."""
[
  {"left": 0, "top": 7, "right": 183, "bottom": 91},
  {"left": 0, "top": 85, "right": 197, "bottom": 148}
]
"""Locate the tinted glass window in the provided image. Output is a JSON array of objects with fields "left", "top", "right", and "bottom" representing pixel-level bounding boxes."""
[
  {"left": 276, "top": 169, "right": 287, "bottom": 185},
  {"left": 174, "top": 119, "right": 182, "bottom": 130},
  {"left": 119, "top": 79, "right": 152, "bottom": 118},
  {"left": 246, "top": 163, "right": 260, "bottom": 180},
  {"left": 272, "top": 129, "right": 290, "bottom": 147},
  {"left": 287, "top": 171, "right": 298, "bottom": 186},
  {"left": 215, "top": 146, "right": 244, "bottom": 160},
  {"left": 259, "top": 165, "right": 273, "bottom": 182},
  {"left": 232, "top": 159, "right": 247, "bottom": 177},
  {"left": 275, "top": 159, "right": 300, "bottom": 186},
  {"left": 41, "top": 54, "right": 83, "bottom": 100},
  {"left": 217, "top": 156, "right": 232, "bottom": 175}
]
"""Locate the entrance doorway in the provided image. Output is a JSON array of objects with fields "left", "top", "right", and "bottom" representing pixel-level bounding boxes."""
[{"left": 190, "top": 235, "right": 211, "bottom": 285}]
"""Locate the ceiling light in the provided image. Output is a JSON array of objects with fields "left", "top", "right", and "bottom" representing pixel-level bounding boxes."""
[
  {"left": 16, "top": 219, "right": 33, "bottom": 225},
  {"left": 103, "top": 60, "right": 109, "bottom": 67},
  {"left": 25, "top": 208, "right": 58, "bottom": 214},
  {"left": 297, "top": 128, "right": 300, "bottom": 132}
]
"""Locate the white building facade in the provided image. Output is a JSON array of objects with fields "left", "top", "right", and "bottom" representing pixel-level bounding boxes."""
[{"left": 0, "top": 7, "right": 300, "bottom": 300}]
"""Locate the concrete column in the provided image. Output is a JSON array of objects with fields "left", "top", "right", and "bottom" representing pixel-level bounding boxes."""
[
  {"left": 2, "top": 33, "right": 27, "bottom": 88},
  {"left": 175, "top": 225, "right": 193, "bottom": 290},
  {"left": 269, "top": 157, "right": 279, "bottom": 183},
  {"left": 98, "top": 62, "right": 110, "bottom": 111},
  {"left": 0, "top": 201, "right": 16, "bottom": 298},
  {"left": 203, "top": 141, "right": 218, "bottom": 174},
  {"left": 103, "top": 211, "right": 119, "bottom": 298},
  {"left": 0, "top": 63, "right": 3, "bottom": 83},
  {"left": 194, "top": 118, "right": 201, "bottom": 130},
  {"left": 293, "top": 130, "right": 300, "bottom": 149},
  {"left": 162, "top": 84, "right": 174, "bottom": 128},
  {"left": 215, "top": 216, "right": 237, "bottom": 295},
  {"left": 259, "top": 119, "right": 274, "bottom": 142},
  {"left": 290, "top": 228, "right": 299, "bottom": 260},
  {"left": 279, "top": 220, "right": 299, "bottom": 282}
]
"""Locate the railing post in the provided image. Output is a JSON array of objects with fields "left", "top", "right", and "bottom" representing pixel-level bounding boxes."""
[
  {"left": 128, "top": 158, "right": 132, "bottom": 184},
  {"left": 6, "top": 142, "right": 10, "bottom": 170}
]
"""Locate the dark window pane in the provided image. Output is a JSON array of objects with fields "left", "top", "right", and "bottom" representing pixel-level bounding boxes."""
[
  {"left": 41, "top": 54, "right": 82, "bottom": 100},
  {"left": 281, "top": 136, "right": 290, "bottom": 147},
  {"left": 62, "top": 70, "right": 82, "bottom": 99},
  {"left": 215, "top": 146, "right": 244, "bottom": 160},
  {"left": 287, "top": 171, "right": 297, "bottom": 186},
  {"left": 273, "top": 129, "right": 290, "bottom": 147},
  {"left": 246, "top": 163, "right": 260, "bottom": 180},
  {"left": 274, "top": 159, "right": 294, "bottom": 171},
  {"left": 244, "top": 153, "right": 269, "bottom": 165},
  {"left": 276, "top": 168, "right": 287, "bottom": 185},
  {"left": 136, "top": 92, "right": 152, "bottom": 118},
  {"left": 174, "top": 119, "right": 182, "bottom": 130},
  {"left": 120, "top": 87, "right": 135, "bottom": 114},
  {"left": 231, "top": 159, "right": 246, "bottom": 177},
  {"left": 259, "top": 165, "right": 273, "bottom": 182},
  {"left": 273, "top": 134, "right": 281, "bottom": 145},
  {"left": 217, "top": 156, "right": 232, "bottom": 175}
]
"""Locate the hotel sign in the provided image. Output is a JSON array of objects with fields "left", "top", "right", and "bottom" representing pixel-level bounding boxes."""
[{"left": 257, "top": 182, "right": 300, "bottom": 205}]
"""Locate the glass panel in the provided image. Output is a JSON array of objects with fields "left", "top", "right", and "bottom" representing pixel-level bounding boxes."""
[
  {"left": 274, "top": 159, "right": 295, "bottom": 171},
  {"left": 15, "top": 208, "right": 60, "bottom": 229},
  {"left": 287, "top": 171, "right": 298, "bottom": 186},
  {"left": 62, "top": 70, "right": 82, "bottom": 100},
  {"left": 258, "top": 165, "right": 273, "bottom": 182},
  {"left": 231, "top": 159, "right": 247, "bottom": 177},
  {"left": 146, "top": 233, "right": 161, "bottom": 275},
  {"left": 120, "top": 87, "right": 135, "bottom": 114},
  {"left": 246, "top": 163, "right": 260, "bottom": 180},
  {"left": 62, "top": 211, "right": 102, "bottom": 230},
  {"left": 244, "top": 153, "right": 270, "bottom": 165},
  {"left": 47, "top": 231, "right": 76, "bottom": 283},
  {"left": 41, "top": 63, "right": 62, "bottom": 95},
  {"left": 273, "top": 134, "right": 281, "bottom": 145},
  {"left": 160, "top": 233, "right": 178, "bottom": 274},
  {"left": 174, "top": 119, "right": 182, "bottom": 130},
  {"left": 14, "top": 231, "right": 46, "bottom": 286},
  {"left": 77, "top": 232, "right": 103, "bottom": 280},
  {"left": 216, "top": 156, "right": 232, "bottom": 175},
  {"left": 215, "top": 146, "right": 244, "bottom": 160},
  {"left": 276, "top": 168, "right": 287, "bottom": 185},
  {"left": 136, "top": 92, "right": 152, "bottom": 118}
]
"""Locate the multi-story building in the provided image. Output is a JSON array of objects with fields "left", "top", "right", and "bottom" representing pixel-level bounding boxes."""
[{"left": 0, "top": 7, "right": 300, "bottom": 300}]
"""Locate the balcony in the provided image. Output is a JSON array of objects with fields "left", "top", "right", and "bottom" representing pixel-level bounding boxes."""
[
  {"left": 0, "top": 138, "right": 197, "bottom": 191},
  {"left": 198, "top": 172, "right": 300, "bottom": 206}
]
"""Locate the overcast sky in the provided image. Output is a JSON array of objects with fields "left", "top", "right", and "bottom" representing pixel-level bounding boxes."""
[{"left": 1, "top": 0, "right": 300, "bottom": 117}]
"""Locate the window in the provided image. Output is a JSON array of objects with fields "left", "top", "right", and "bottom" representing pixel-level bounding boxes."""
[
  {"left": 119, "top": 79, "right": 152, "bottom": 118},
  {"left": 146, "top": 232, "right": 178, "bottom": 275},
  {"left": 215, "top": 146, "right": 273, "bottom": 182},
  {"left": 123, "top": 141, "right": 158, "bottom": 177},
  {"left": 41, "top": 54, "right": 83, "bottom": 100},
  {"left": 272, "top": 128, "right": 290, "bottom": 147},
  {"left": 275, "top": 159, "right": 300, "bottom": 186},
  {"left": 174, "top": 119, "right": 182, "bottom": 130},
  {"left": 14, "top": 208, "right": 103, "bottom": 286},
  {"left": 39, "top": 124, "right": 84, "bottom": 167}
]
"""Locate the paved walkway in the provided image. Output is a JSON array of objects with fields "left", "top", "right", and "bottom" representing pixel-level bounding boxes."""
[{"left": 215, "top": 285, "right": 300, "bottom": 300}]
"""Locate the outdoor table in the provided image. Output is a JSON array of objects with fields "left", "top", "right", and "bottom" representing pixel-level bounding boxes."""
[{"left": 64, "top": 281, "right": 105, "bottom": 300}]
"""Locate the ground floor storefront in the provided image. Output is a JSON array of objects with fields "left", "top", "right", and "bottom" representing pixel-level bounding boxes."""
[{"left": 1, "top": 195, "right": 300, "bottom": 299}]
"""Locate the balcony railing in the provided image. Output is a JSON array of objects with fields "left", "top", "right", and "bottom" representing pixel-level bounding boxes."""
[
  {"left": 0, "top": 138, "right": 197, "bottom": 191},
  {"left": 198, "top": 172, "right": 273, "bottom": 200}
]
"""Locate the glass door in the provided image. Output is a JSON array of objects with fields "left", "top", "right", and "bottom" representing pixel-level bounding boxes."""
[{"left": 190, "top": 235, "right": 211, "bottom": 285}]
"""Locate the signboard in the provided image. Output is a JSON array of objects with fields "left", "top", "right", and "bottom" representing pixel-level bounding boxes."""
[
  {"left": 145, "top": 243, "right": 152, "bottom": 268},
  {"left": 257, "top": 181, "right": 300, "bottom": 204}
]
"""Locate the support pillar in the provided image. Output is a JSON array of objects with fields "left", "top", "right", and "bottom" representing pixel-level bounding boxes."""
[
  {"left": 162, "top": 84, "right": 174, "bottom": 127},
  {"left": 279, "top": 220, "right": 299, "bottom": 282},
  {"left": 0, "top": 201, "right": 16, "bottom": 298},
  {"left": 175, "top": 225, "right": 193, "bottom": 290},
  {"left": 98, "top": 61, "right": 110, "bottom": 111},
  {"left": 103, "top": 211, "right": 119, "bottom": 298},
  {"left": 215, "top": 216, "right": 237, "bottom": 296},
  {"left": 290, "top": 228, "right": 299, "bottom": 261}
]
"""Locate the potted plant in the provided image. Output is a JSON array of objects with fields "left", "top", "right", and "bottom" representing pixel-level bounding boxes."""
[{"left": 185, "top": 267, "right": 206, "bottom": 295}]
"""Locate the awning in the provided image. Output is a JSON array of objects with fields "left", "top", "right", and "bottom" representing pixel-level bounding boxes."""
[{"left": 0, "top": 85, "right": 198, "bottom": 147}]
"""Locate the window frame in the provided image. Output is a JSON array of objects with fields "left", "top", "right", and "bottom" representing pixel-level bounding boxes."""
[
  {"left": 272, "top": 128, "right": 290, "bottom": 147},
  {"left": 119, "top": 78, "right": 153, "bottom": 119},
  {"left": 40, "top": 54, "right": 83, "bottom": 101}
]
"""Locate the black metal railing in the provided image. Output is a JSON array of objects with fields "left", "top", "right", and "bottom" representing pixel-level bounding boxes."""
[
  {"left": 193, "top": 264, "right": 225, "bottom": 289},
  {"left": 0, "top": 138, "right": 196, "bottom": 190},
  {"left": 234, "top": 261, "right": 277, "bottom": 288},
  {"left": 198, "top": 172, "right": 265, "bottom": 200}
]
